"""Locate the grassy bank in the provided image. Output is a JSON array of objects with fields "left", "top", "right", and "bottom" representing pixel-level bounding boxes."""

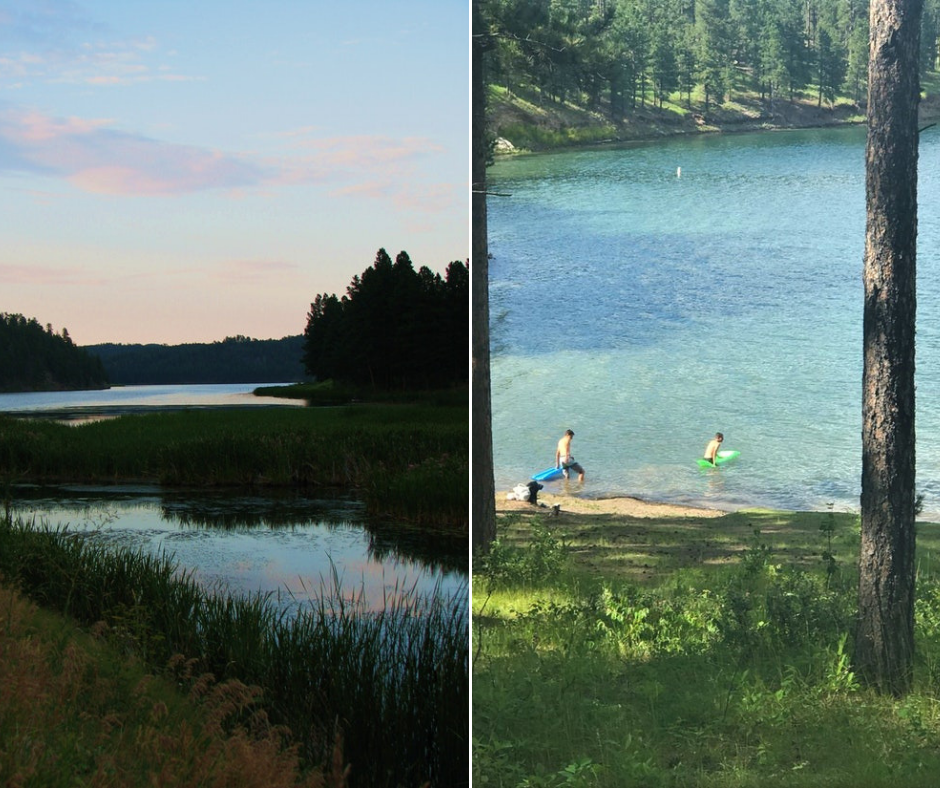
[
  {"left": 473, "top": 500, "right": 940, "bottom": 787},
  {"left": 0, "top": 512, "right": 468, "bottom": 788},
  {"left": 0, "top": 579, "right": 345, "bottom": 787},
  {"left": 0, "top": 402, "right": 467, "bottom": 529}
]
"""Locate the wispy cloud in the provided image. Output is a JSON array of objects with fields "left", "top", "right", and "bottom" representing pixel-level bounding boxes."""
[
  {"left": 330, "top": 178, "right": 460, "bottom": 215},
  {"left": 0, "top": 104, "right": 267, "bottom": 194},
  {"left": 0, "top": 263, "right": 106, "bottom": 286},
  {"left": 391, "top": 182, "right": 459, "bottom": 213},
  {"left": 290, "top": 133, "right": 441, "bottom": 167},
  {"left": 0, "top": 2, "right": 193, "bottom": 88},
  {"left": 209, "top": 259, "right": 300, "bottom": 283},
  {"left": 266, "top": 131, "right": 453, "bottom": 212},
  {"left": 0, "top": 105, "right": 453, "bottom": 206}
]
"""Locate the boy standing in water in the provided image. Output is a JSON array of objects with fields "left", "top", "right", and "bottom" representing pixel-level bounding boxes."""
[
  {"left": 556, "top": 429, "right": 585, "bottom": 482},
  {"left": 704, "top": 432, "right": 724, "bottom": 465}
]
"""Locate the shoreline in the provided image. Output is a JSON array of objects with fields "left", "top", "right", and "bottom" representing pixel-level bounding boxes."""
[
  {"left": 489, "top": 88, "right": 940, "bottom": 157},
  {"left": 496, "top": 489, "right": 940, "bottom": 525},
  {"left": 497, "top": 489, "right": 728, "bottom": 520}
]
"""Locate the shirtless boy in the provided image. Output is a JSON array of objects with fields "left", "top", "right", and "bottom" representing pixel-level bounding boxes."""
[
  {"left": 704, "top": 432, "right": 724, "bottom": 465},
  {"left": 556, "top": 429, "right": 585, "bottom": 482}
]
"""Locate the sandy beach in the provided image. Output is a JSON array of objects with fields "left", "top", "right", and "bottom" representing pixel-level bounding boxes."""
[
  {"left": 492, "top": 488, "right": 846, "bottom": 582},
  {"left": 497, "top": 490, "right": 727, "bottom": 520}
]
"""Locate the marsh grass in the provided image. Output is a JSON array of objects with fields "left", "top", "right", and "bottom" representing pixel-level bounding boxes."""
[
  {"left": 0, "top": 513, "right": 468, "bottom": 788},
  {"left": 0, "top": 403, "right": 466, "bottom": 527},
  {"left": 473, "top": 507, "right": 940, "bottom": 787}
]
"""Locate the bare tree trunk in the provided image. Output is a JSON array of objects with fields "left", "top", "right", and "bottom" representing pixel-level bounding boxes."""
[
  {"left": 472, "top": 0, "right": 497, "bottom": 554},
  {"left": 856, "top": 0, "right": 922, "bottom": 696}
]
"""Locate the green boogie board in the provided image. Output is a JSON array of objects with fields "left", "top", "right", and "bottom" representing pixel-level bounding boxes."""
[{"left": 697, "top": 450, "right": 740, "bottom": 468}]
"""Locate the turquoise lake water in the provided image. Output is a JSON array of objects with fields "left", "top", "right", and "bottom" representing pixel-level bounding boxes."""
[{"left": 487, "top": 124, "right": 940, "bottom": 518}]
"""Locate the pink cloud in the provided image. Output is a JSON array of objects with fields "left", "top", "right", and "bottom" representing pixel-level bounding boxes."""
[
  {"left": 294, "top": 134, "right": 441, "bottom": 168},
  {"left": 0, "top": 105, "right": 267, "bottom": 194},
  {"left": 331, "top": 179, "right": 391, "bottom": 200},
  {"left": 209, "top": 259, "right": 301, "bottom": 283},
  {"left": 0, "top": 106, "right": 452, "bottom": 205},
  {"left": 0, "top": 264, "right": 105, "bottom": 286},
  {"left": 330, "top": 179, "right": 459, "bottom": 215},
  {"left": 392, "top": 182, "right": 458, "bottom": 212},
  {"left": 13, "top": 109, "right": 111, "bottom": 141}
]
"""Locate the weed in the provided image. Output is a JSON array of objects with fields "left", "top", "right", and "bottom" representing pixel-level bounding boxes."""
[
  {"left": 477, "top": 517, "right": 568, "bottom": 589},
  {"left": 820, "top": 502, "right": 841, "bottom": 587}
]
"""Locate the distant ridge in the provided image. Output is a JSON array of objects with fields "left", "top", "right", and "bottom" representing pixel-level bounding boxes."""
[{"left": 85, "top": 335, "right": 311, "bottom": 386}]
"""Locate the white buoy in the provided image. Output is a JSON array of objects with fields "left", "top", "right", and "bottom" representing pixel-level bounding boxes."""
[{"left": 677, "top": 166, "right": 681, "bottom": 178}]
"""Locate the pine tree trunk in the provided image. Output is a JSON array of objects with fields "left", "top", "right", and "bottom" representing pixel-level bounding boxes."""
[
  {"left": 856, "top": 0, "right": 922, "bottom": 696},
  {"left": 472, "top": 0, "right": 497, "bottom": 554}
]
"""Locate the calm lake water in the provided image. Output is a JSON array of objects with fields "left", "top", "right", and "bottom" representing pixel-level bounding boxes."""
[
  {"left": 488, "top": 125, "right": 940, "bottom": 519},
  {"left": 3, "top": 385, "right": 467, "bottom": 612},
  {"left": 0, "top": 382, "right": 304, "bottom": 422}
]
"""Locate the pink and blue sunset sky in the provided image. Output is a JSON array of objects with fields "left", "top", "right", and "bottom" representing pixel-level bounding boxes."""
[{"left": 1, "top": 1, "right": 468, "bottom": 345}]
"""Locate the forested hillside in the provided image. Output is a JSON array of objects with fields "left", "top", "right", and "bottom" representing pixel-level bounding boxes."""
[
  {"left": 0, "top": 313, "right": 108, "bottom": 393},
  {"left": 481, "top": 0, "right": 940, "bottom": 147},
  {"left": 86, "top": 335, "right": 309, "bottom": 386}
]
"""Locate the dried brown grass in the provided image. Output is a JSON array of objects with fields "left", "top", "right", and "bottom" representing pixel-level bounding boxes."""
[{"left": 0, "top": 581, "right": 347, "bottom": 788}]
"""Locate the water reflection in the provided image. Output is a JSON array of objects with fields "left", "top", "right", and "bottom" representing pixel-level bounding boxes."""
[
  {"left": 0, "top": 383, "right": 305, "bottom": 424},
  {"left": 157, "top": 490, "right": 466, "bottom": 576},
  {"left": 10, "top": 485, "right": 467, "bottom": 613}
]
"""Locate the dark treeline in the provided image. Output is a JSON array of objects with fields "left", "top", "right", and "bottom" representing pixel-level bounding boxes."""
[
  {"left": 87, "top": 335, "right": 310, "bottom": 386},
  {"left": 0, "top": 313, "right": 108, "bottom": 393},
  {"left": 304, "top": 248, "right": 469, "bottom": 390},
  {"left": 482, "top": 0, "right": 940, "bottom": 116}
]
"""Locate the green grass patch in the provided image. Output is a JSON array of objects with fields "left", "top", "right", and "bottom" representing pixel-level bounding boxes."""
[{"left": 474, "top": 506, "right": 940, "bottom": 787}]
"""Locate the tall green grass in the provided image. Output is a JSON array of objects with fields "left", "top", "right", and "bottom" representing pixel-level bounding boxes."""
[
  {"left": 0, "top": 513, "right": 468, "bottom": 788},
  {"left": 474, "top": 513, "right": 940, "bottom": 787},
  {"left": 0, "top": 403, "right": 467, "bottom": 528}
]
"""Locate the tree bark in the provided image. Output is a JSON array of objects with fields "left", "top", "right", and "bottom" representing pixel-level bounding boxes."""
[
  {"left": 856, "top": 0, "right": 922, "bottom": 696},
  {"left": 472, "top": 0, "right": 497, "bottom": 554}
]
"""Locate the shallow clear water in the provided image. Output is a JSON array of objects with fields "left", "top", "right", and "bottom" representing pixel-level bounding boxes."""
[
  {"left": 12, "top": 486, "right": 467, "bottom": 614},
  {"left": 488, "top": 125, "right": 940, "bottom": 518}
]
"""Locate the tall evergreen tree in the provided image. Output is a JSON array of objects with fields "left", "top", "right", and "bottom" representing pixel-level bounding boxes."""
[
  {"left": 302, "top": 250, "right": 467, "bottom": 391},
  {"left": 696, "top": 0, "right": 735, "bottom": 109},
  {"left": 817, "top": 25, "right": 848, "bottom": 105},
  {"left": 844, "top": 9, "right": 871, "bottom": 102}
]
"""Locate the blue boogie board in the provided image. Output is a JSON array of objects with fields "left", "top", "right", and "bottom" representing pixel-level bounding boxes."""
[
  {"left": 697, "top": 450, "right": 740, "bottom": 468},
  {"left": 532, "top": 466, "right": 565, "bottom": 482}
]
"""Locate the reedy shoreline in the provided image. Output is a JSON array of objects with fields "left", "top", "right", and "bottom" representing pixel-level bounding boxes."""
[
  {"left": 0, "top": 512, "right": 468, "bottom": 788},
  {"left": 0, "top": 402, "right": 467, "bottom": 530}
]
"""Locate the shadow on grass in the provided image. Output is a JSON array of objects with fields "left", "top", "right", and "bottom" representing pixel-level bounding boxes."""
[{"left": 491, "top": 505, "right": 865, "bottom": 585}]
